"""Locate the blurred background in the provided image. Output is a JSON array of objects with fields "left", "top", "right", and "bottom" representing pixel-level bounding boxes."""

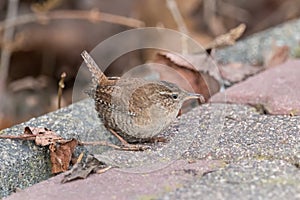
[{"left": 1, "top": 0, "right": 300, "bottom": 130}]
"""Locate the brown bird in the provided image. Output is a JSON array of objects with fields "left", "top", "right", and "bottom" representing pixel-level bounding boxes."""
[{"left": 81, "top": 50, "right": 204, "bottom": 150}]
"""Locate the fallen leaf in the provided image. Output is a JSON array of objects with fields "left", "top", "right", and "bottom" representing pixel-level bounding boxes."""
[
  {"left": 205, "top": 23, "right": 246, "bottom": 50},
  {"left": 0, "top": 126, "right": 76, "bottom": 174},
  {"left": 219, "top": 62, "right": 263, "bottom": 84},
  {"left": 154, "top": 51, "right": 221, "bottom": 101},
  {"left": 0, "top": 126, "right": 62, "bottom": 145},
  {"left": 50, "top": 139, "right": 78, "bottom": 174},
  {"left": 26, "top": 127, "right": 64, "bottom": 146},
  {"left": 62, "top": 154, "right": 110, "bottom": 183},
  {"left": 264, "top": 44, "right": 290, "bottom": 68},
  {"left": 0, "top": 126, "right": 133, "bottom": 175}
]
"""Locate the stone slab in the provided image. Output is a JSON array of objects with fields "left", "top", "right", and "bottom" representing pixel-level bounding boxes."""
[
  {"left": 161, "top": 159, "right": 300, "bottom": 200},
  {"left": 5, "top": 160, "right": 224, "bottom": 200},
  {"left": 91, "top": 103, "right": 299, "bottom": 169},
  {"left": 3, "top": 103, "right": 300, "bottom": 200},
  {"left": 210, "top": 59, "right": 300, "bottom": 115},
  {"left": 181, "top": 104, "right": 300, "bottom": 165},
  {"left": 215, "top": 18, "right": 300, "bottom": 65}
]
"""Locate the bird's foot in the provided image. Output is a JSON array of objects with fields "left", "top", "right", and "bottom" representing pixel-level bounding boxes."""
[{"left": 119, "top": 143, "right": 151, "bottom": 151}]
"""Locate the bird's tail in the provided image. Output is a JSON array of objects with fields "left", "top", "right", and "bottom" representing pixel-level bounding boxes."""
[{"left": 81, "top": 50, "right": 108, "bottom": 85}]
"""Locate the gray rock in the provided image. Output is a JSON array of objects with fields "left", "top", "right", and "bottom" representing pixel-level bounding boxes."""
[
  {"left": 2, "top": 103, "right": 300, "bottom": 200},
  {"left": 215, "top": 19, "right": 300, "bottom": 65},
  {"left": 160, "top": 159, "right": 300, "bottom": 200},
  {"left": 182, "top": 104, "right": 300, "bottom": 165},
  {"left": 0, "top": 99, "right": 110, "bottom": 198},
  {"left": 5, "top": 159, "right": 225, "bottom": 200}
]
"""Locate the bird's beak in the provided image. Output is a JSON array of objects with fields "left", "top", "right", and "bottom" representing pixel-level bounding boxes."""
[{"left": 185, "top": 93, "right": 205, "bottom": 103}]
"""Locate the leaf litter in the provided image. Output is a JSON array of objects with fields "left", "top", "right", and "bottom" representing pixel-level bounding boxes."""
[
  {"left": 151, "top": 23, "right": 247, "bottom": 101},
  {"left": 0, "top": 126, "right": 80, "bottom": 174},
  {"left": 0, "top": 126, "right": 120, "bottom": 181}
]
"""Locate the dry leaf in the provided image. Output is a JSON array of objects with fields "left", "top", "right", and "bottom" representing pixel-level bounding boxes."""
[
  {"left": 25, "top": 127, "right": 64, "bottom": 146},
  {"left": 1, "top": 125, "right": 158, "bottom": 176},
  {"left": 219, "top": 62, "right": 263, "bottom": 84},
  {"left": 50, "top": 139, "right": 78, "bottom": 174},
  {"left": 0, "top": 126, "right": 62, "bottom": 144},
  {"left": 205, "top": 23, "right": 246, "bottom": 50},
  {"left": 0, "top": 126, "right": 77, "bottom": 174},
  {"left": 62, "top": 154, "right": 109, "bottom": 183},
  {"left": 154, "top": 51, "right": 221, "bottom": 101},
  {"left": 264, "top": 44, "right": 290, "bottom": 68}
]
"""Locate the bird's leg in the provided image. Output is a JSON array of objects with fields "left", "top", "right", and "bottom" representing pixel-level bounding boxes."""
[{"left": 108, "top": 129, "right": 150, "bottom": 151}]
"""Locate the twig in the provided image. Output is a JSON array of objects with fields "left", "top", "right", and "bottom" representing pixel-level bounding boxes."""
[
  {"left": 0, "top": 132, "right": 145, "bottom": 151},
  {"left": 78, "top": 140, "right": 129, "bottom": 150},
  {"left": 78, "top": 140, "right": 147, "bottom": 151},
  {"left": 0, "top": 0, "right": 19, "bottom": 128},
  {"left": 166, "top": 0, "right": 188, "bottom": 53},
  {"left": 57, "top": 72, "right": 66, "bottom": 109},
  {"left": 0, "top": 0, "right": 19, "bottom": 95},
  {"left": 166, "top": 0, "right": 188, "bottom": 34},
  {"left": 96, "top": 166, "right": 112, "bottom": 174},
  {"left": 0, "top": 134, "right": 36, "bottom": 140},
  {"left": 0, "top": 9, "right": 145, "bottom": 32},
  {"left": 76, "top": 152, "right": 84, "bottom": 164},
  {"left": 203, "top": 0, "right": 217, "bottom": 27}
]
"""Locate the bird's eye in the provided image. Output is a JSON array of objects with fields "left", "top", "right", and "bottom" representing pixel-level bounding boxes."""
[{"left": 171, "top": 93, "right": 178, "bottom": 99}]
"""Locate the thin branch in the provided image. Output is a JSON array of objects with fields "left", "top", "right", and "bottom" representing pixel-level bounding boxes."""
[
  {"left": 96, "top": 166, "right": 112, "bottom": 174},
  {"left": 78, "top": 140, "right": 147, "bottom": 151},
  {"left": 166, "top": 0, "right": 189, "bottom": 54},
  {"left": 0, "top": 0, "right": 19, "bottom": 127},
  {"left": 0, "top": 9, "right": 145, "bottom": 32},
  {"left": 166, "top": 0, "right": 188, "bottom": 34},
  {"left": 0, "top": 134, "right": 36, "bottom": 140},
  {"left": 0, "top": 0, "right": 19, "bottom": 94},
  {"left": 76, "top": 152, "right": 84, "bottom": 164},
  {"left": 78, "top": 140, "right": 124, "bottom": 150},
  {"left": 203, "top": 0, "right": 217, "bottom": 25},
  {"left": 57, "top": 72, "right": 66, "bottom": 109}
]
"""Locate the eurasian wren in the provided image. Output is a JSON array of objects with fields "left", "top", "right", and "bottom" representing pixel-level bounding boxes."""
[{"left": 81, "top": 51, "right": 204, "bottom": 148}]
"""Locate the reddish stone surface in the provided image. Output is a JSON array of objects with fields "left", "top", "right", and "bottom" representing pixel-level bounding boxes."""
[
  {"left": 210, "top": 59, "right": 300, "bottom": 115},
  {"left": 5, "top": 160, "right": 224, "bottom": 200}
]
